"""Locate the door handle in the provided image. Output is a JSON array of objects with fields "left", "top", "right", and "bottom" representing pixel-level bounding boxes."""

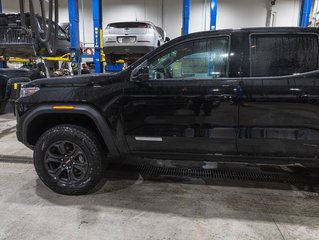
[
  {"left": 290, "top": 88, "right": 304, "bottom": 96},
  {"left": 289, "top": 88, "right": 302, "bottom": 92},
  {"left": 209, "top": 88, "right": 221, "bottom": 94}
]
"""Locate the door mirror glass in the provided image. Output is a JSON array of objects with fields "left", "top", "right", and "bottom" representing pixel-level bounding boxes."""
[{"left": 131, "top": 61, "right": 149, "bottom": 82}]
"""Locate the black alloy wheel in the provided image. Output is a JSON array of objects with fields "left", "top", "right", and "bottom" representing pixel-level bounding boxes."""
[
  {"left": 34, "top": 125, "right": 106, "bottom": 195},
  {"left": 44, "top": 141, "right": 89, "bottom": 185}
]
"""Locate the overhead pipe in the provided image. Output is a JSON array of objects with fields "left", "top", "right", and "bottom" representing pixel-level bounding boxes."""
[
  {"left": 210, "top": 0, "right": 217, "bottom": 30},
  {"left": 299, "top": 0, "right": 313, "bottom": 27},
  {"left": 19, "top": 0, "right": 26, "bottom": 30},
  {"left": 266, "top": 0, "right": 277, "bottom": 27},
  {"left": 29, "top": 0, "right": 54, "bottom": 44},
  {"left": 204, "top": 0, "right": 207, "bottom": 30},
  {"left": 29, "top": 0, "right": 59, "bottom": 55},
  {"left": 161, "top": 0, "right": 164, "bottom": 28},
  {"left": 182, "top": 0, "right": 190, "bottom": 35}
]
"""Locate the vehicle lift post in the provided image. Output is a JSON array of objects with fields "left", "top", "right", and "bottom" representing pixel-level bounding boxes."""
[
  {"left": 299, "top": 0, "right": 313, "bottom": 27},
  {"left": 182, "top": 0, "right": 190, "bottom": 35},
  {"left": 68, "top": 0, "right": 82, "bottom": 74},
  {"left": 210, "top": 0, "right": 218, "bottom": 30},
  {"left": 92, "top": 0, "right": 103, "bottom": 73}
]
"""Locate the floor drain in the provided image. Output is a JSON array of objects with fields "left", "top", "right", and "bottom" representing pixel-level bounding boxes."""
[{"left": 0, "top": 155, "right": 33, "bottom": 163}]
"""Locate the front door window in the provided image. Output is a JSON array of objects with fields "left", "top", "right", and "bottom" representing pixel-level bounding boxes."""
[{"left": 148, "top": 37, "right": 229, "bottom": 80}]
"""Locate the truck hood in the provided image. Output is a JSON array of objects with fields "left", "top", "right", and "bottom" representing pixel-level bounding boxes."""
[{"left": 26, "top": 72, "right": 119, "bottom": 88}]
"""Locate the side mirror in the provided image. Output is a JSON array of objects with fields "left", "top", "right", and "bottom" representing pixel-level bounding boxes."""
[
  {"left": 132, "top": 66, "right": 149, "bottom": 83},
  {"left": 131, "top": 60, "right": 149, "bottom": 82},
  {"left": 165, "top": 37, "right": 170, "bottom": 42}
]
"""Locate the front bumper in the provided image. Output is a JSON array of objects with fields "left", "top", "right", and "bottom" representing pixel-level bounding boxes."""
[
  {"left": 16, "top": 123, "right": 23, "bottom": 143},
  {"left": 15, "top": 109, "right": 24, "bottom": 145},
  {"left": 15, "top": 101, "right": 34, "bottom": 149}
]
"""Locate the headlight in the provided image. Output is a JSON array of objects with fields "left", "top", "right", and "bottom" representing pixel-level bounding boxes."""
[{"left": 20, "top": 87, "right": 40, "bottom": 98}]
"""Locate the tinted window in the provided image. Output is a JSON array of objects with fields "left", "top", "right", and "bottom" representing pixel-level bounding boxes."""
[
  {"left": 107, "top": 22, "right": 151, "bottom": 29},
  {"left": 148, "top": 37, "right": 229, "bottom": 80},
  {"left": 251, "top": 34, "right": 319, "bottom": 77}
]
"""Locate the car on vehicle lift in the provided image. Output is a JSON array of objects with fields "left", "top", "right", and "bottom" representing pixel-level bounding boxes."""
[
  {"left": 0, "top": 13, "right": 70, "bottom": 58},
  {"left": 103, "top": 21, "right": 170, "bottom": 65},
  {"left": 16, "top": 27, "right": 319, "bottom": 195}
]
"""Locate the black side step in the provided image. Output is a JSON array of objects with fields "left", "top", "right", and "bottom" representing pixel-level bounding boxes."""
[
  {"left": 132, "top": 152, "right": 319, "bottom": 167},
  {"left": 134, "top": 164, "right": 319, "bottom": 185}
]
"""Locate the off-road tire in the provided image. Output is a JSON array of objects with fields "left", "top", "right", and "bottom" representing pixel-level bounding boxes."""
[{"left": 34, "top": 124, "right": 106, "bottom": 195}]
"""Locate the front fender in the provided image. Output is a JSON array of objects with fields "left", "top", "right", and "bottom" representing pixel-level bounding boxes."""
[{"left": 22, "top": 104, "right": 120, "bottom": 156}]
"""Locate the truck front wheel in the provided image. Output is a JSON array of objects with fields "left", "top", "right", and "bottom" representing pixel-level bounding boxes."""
[{"left": 34, "top": 124, "right": 106, "bottom": 195}]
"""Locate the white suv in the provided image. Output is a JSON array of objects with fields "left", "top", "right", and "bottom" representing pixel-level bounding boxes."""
[{"left": 103, "top": 21, "right": 169, "bottom": 64}]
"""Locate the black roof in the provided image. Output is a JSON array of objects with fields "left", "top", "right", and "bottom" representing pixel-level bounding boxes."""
[
  {"left": 131, "top": 27, "right": 319, "bottom": 69},
  {"left": 178, "top": 27, "right": 319, "bottom": 39},
  {"left": 162, "top": 27, "right": 319, "bottom": 53}
]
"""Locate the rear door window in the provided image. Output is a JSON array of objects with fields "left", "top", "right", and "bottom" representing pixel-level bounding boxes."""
[{"left": 250, "top": 34, "right": 319, "bottom": 77}]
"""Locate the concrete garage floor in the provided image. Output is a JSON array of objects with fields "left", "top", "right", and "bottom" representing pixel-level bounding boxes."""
[{"left": 1, "top": 113, "right": 319, "bottom": 240}]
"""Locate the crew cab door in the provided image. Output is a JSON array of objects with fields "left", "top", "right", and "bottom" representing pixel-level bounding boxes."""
[
  {"left": 237, "top": 33, "right": 319, "bottom": 158},
  {"left": 123, "top": 35, "right": 239, "bottom": 156}
]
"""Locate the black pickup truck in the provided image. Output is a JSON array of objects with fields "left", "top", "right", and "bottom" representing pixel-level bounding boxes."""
[
  {"left": 0, "top": 67, "right": 43, "bottom": 114},
  {"left": 16, "top": 27, "right": 319, "bottom": 195}
]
